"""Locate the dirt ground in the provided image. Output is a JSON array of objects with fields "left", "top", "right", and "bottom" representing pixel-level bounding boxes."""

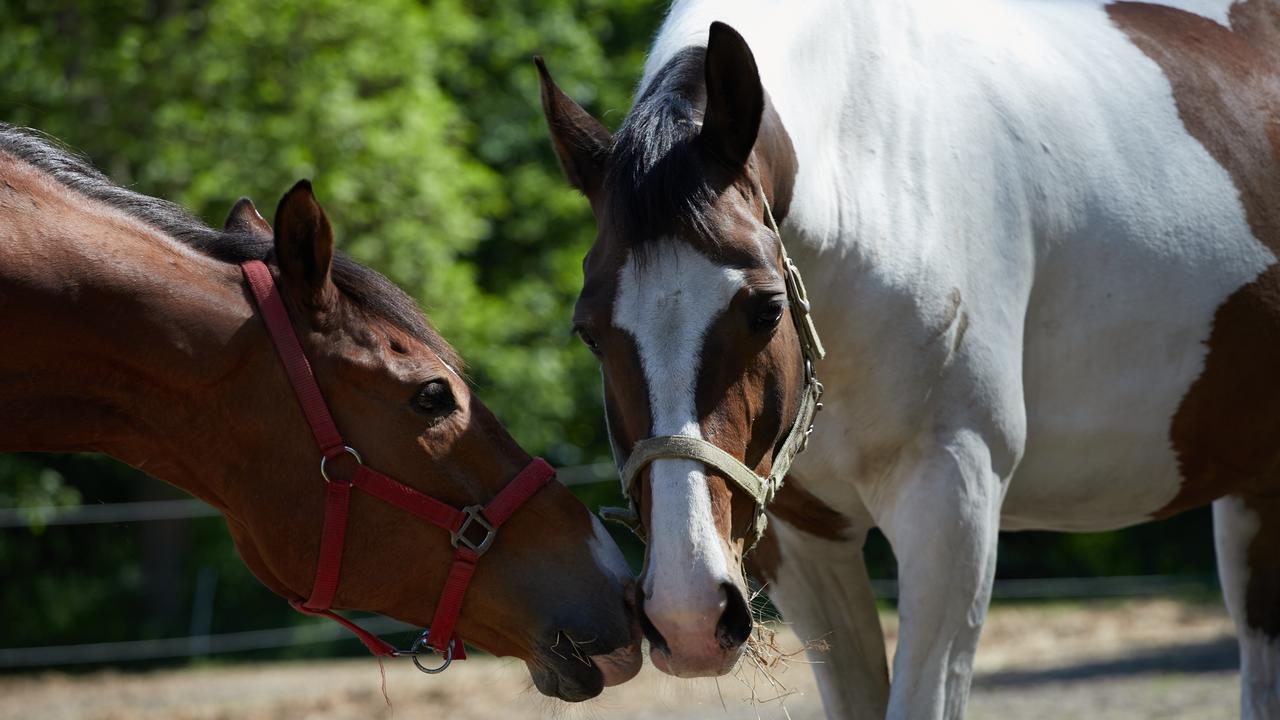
[{"left": 0, "top": 598, "right": 1241, "bottom": 720}]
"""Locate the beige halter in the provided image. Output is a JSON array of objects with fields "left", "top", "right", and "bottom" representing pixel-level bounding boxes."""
[{"left": 600, "top": 189, "right": 826, "bottom": 550}]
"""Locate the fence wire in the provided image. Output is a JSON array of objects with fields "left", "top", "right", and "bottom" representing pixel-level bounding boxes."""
[
  {"left": 0, "top": 462, "right": 618, "bottom": 529},
  {"left": 0, "top": 575, "right": 1219, "bottom": 669},
  {"left": 0, "top": 616, "right": 416, "bottom": 668},
  {"left": 0, "top": 461, "right": 1219, "bottom": 670}
]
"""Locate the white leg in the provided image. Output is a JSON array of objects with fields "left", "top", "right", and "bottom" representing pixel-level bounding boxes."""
[
  {"left": 1214, "top": 495, "right": 1280, "bottom": 720},
  {"left": 874, "top": 432, "right": 1004, "bottom": 720},
  {"left": 762, "top": 518, "right": 890, "bottom": 719}
]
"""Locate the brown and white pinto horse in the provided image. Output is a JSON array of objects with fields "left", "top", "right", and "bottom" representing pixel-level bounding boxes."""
[
  {"left": 539, "top": 1, "right": 1280, "bottom": 717},
  {"left": 0, "top": 125, "right": 639, "bottom": 701}
]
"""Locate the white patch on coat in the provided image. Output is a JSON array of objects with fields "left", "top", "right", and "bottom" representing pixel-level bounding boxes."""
[
  {"left": 612, "top": 241, "right": 744, "bottom": 612},
  {"left": 588, "top": 514, "right": 634, "bottom": 584}
]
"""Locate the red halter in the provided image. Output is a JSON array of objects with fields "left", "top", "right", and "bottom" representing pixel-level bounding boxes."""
[{"left": 240, "top": 259, "right": 554, "bottom": 672}]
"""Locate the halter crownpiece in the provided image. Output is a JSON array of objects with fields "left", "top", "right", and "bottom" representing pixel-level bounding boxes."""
[
  {"left": 240, "top": 259, "right": 555, "bottom": 674},
  {"left": 601, "top": 186, "right": 826, "bottom": 550}
]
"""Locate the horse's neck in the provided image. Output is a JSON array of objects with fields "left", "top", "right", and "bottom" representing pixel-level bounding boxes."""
[{"left": 0, "top": 156, "right": 262, "bottom": 508}]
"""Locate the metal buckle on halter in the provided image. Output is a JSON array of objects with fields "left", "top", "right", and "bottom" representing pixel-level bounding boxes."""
[
  {"left": 451, "top": 505, "right": 497, "bottom": 555},
  {"left": 395, "top": 628, "right": 453, "bottom": 674},
  {"left": 784, "top": 257, "right": 810, "bottom": 309},
  {"left": 319, "top": 446, "right": 363, "bottom": 485},
  {"left": 796, "top": 361, "right": 825, "bottom": 455}
]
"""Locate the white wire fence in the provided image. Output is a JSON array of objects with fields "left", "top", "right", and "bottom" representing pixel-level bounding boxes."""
[
  {"left": 0, "top": 575, "right": 1219, "bottom": 669},
  {"left": 0, "top": 461, "right": 1219, "bottom": 670},
  {"left": 0, "top": 616, "right": 416, "bottom": 668},
  {"left": 0, "top": 462, "right": 619, "bottom": 529}
]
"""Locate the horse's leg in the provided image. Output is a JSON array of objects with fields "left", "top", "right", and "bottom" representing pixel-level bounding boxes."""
[
  {"left": 1214, "top": 494, "right": 1280, "bottom": 719},
  {"left": 758, "top": 517, "right": 890, "bottom": 719},
  {"left": 873, "top": 433, "right": 1004, "bottom": 720}
]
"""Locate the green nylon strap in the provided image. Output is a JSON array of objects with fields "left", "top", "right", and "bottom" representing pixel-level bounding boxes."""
[
  {"left": 611, "top": 371, "right": 822, "bottom": 547},
  {"left": 622, "top": 436, "right": 770, "bottom": 508},
  {"left": 766, "top": 194, "right": 825, "bottom": 364}
]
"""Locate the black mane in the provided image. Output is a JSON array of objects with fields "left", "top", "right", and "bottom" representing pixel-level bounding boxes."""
[
  {"left": 0, "top": 123, "right": 461, "bottom": 369},
  {"left": 606, "top": 47, "right": 723, "bottom": 246}
]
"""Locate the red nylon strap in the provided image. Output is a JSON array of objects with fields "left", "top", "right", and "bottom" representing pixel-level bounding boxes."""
[
  {"left": 241, "top": 260, "right": 345, "bottom": 456},
  {"left": 302, "top": 480, "right": 351, "bottom": 611},
  {"left": 352, "top": 466, "right": 464, "bottom": 531},
  {"left": 427, "top": 549, "right": 479, "bottom": 652},
  {"left": 289, "top": 600, "right": 398, "bottom": 656},
  {"left": 481, "top": 458, "right": 555, "bottom": 528}
]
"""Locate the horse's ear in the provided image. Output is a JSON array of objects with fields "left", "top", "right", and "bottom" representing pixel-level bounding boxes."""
[
  {"left": 699, "top": 22, "right": 764, "bottom": 170},
  {"left": 535, "top": 56, "right": 612, "bottom": 197},
  {"left": 223, "top": 197, "right": 273, "bottom": 239},
  {"left": 272, "top": 180, "right": 337, "bottom": 309}
]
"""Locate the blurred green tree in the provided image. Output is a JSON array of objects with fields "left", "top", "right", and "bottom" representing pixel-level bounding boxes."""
[{"left": 0, "top": 0, "right": 656, "bottom": 655}]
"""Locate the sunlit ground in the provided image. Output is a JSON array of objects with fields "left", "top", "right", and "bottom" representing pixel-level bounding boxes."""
[{"left": 0, "top": 598, "right": 1238, "bottom": 720}]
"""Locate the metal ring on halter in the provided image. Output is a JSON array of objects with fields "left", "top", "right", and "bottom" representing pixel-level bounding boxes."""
[
  {"left": 319, "top": 446, "right": 363, "bottom": 484},
  {"left": 403, "top": 629, "right": 453, "bottom": 674}
]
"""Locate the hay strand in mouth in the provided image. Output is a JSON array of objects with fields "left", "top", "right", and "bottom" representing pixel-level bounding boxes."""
[
  {"left": 731, "top": 583, "right": 830, "bottom": 708},
  {"left": 548, "top": 631, "right": 596, "bottom": 667}
]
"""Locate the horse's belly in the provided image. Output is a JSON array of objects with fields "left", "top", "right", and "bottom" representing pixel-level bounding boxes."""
[
  {"left": 1004, "top": 417, "right": 1186, "bottom": 532},
  {"left": 1004, "top": 238, "right": 1272, "bottom": 532}
]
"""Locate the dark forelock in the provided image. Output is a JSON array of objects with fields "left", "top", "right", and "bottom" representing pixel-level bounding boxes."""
[{"left": 605, "top": 47, "right": 724, "bottom": 248}]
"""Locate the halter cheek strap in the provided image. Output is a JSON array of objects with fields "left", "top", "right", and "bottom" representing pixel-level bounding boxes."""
[
  {"left": 241, "top": 259, "right": 554, "bottom": 672},
  {"left": 600, "top": 190, "right": 826, "bottom": 550}
]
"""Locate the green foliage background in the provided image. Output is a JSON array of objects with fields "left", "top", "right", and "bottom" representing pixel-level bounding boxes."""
[{"left": 0, "top": 0, "right": 1216, "bottom": 668}]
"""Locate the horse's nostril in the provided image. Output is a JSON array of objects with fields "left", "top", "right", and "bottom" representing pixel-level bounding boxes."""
[
  {"left": 636, "top": 587, "right": 671, "bottom": 654},
  {"left": 716, "top": 583, "right": 752, "bottom": 650}
]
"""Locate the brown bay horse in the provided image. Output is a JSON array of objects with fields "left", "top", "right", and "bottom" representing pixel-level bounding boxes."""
[{"left": 0, "top": 125, "right": 640, "bottom": 701}]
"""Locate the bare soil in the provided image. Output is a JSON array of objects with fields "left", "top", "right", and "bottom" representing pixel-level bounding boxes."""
[{"left": 0, "top": 598, "right": 1240, "bottom": 719}]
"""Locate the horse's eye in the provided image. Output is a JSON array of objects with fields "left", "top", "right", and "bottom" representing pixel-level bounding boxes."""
[
  {"left": 412, "top": 379, "right": 456, "bottom": 418},
  {"left": 752, "top": 298, "right": 786, "bottom": 332},
  {"left": 575, "top": 326, "right": 602, "bottom": 356}
]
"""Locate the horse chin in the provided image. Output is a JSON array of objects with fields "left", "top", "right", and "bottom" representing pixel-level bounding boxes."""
[
  {"left": 526, "top": 636, "right": 643, "bottom": 700},
  {"left": 590, "top": 643, "right": 643, "bottom": 686},
  {"left": 526, "top": 657, "right": 606, "bottom": 702}
]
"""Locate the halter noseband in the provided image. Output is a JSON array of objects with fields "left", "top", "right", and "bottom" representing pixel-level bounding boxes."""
[
  {"left": 241, "top": 259, "right": 554, "bottom": 673},
  {"left": 600, "top": 189, "right": 826, "bottom": 550}
]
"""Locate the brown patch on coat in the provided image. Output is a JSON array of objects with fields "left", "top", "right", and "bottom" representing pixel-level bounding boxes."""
[
  {"left": 745, "top": 475, "right": 851, "bottom": 584},
  {"left": 1108, "top": 1, "right": 1280, "bottom": 636},
  {"left": 1228, "top": 0, "right": 1280, "bottom": 68}
]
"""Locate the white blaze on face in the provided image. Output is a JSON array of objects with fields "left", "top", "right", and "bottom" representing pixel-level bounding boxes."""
[
  {"left": 612, "top": 240, "right": 746, "bottom": 637},
  {"left": 588, "top": 514, "right": 634, "bottom": 584}
]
